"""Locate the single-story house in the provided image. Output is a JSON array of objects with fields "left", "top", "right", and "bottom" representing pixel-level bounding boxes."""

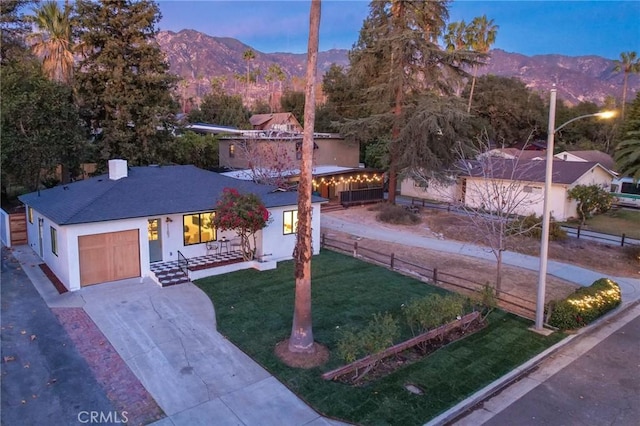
[
  {"left": 401, "top": 159, "right": 614, "bottom": 221},
  {"left": 19, "top": 159, "right": 323, "bottom": 292}
]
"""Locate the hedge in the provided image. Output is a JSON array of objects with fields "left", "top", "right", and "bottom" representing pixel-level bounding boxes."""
[{"left": 548, "top": 278, "right": 621, "bottom": 330}]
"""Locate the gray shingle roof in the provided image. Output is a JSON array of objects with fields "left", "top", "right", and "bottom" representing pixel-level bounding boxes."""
[
  {"left": 460, "top": 159, "right": 612, "bottom": 184},
  {"left": 19, "top": 165, "right": 322, "bottom": 225}
]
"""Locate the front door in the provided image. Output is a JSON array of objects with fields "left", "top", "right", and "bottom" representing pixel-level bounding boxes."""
[
  {"left": 148, "top": 219, "right": 162, "bottom": 263},
  {"left": 38, "top": 218, "right": 44, "bottom": 258}
]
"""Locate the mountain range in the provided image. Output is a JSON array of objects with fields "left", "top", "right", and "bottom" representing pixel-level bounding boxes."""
[{"left": 157, "top": 29, "right": 639, "bottom": 107}]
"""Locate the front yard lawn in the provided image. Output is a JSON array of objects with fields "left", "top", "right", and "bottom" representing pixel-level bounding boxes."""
[{"left": 196, "top": 250, "right": 565, "bottom": 425}]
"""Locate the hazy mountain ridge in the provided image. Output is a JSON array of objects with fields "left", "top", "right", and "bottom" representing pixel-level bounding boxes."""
[{"left": 157, "top": 29, "right": 638, "bottom": 106}]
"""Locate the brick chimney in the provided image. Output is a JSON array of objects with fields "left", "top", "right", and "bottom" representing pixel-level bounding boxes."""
[{"left": 108, "top": 159, "right": 128, "bottom": 180}]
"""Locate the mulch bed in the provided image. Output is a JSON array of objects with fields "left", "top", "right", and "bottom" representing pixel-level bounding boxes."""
[
  {"left": 275, "top": 340, "right": 330, "bottom": 369},
  {"left": 38, "top": 263, "right": 68, "bottom": 294}
]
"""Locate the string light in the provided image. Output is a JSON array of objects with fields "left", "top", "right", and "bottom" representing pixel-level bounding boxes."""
[{"left": 312, "top": 173, "right": 383, "bottom": 188}]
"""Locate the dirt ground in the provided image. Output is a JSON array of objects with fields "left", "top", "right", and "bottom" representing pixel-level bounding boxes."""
[{"left": 321, "top": 205, "right": 639, "bottom": 312}]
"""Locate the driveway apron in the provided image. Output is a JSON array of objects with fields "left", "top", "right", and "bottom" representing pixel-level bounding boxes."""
[{"left": 1, "top": 247, "right": 117, "bottom": 425}]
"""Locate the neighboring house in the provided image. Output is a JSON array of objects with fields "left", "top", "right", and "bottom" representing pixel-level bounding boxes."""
[
  {"left": 250, "top": 112, "right": 303, "bottom": 133},
  {"left": 554, "top": 150, "right": 617, "bottom": 173},
  {"left": 19, "top": 159, "right": 323, "bottom": 292},
  {"left": 401, "top": 159, "right": 614, "bottom": 221},
  {"left": 223, "top": 165, "right": 384, "bottom": 206},
  {"left": 183, "top": 121, "right": 383, "bottom": 205},
  {"left": 219, "top": 132, "right": 359, "bottom": 170},
  {"left": 219, "top": 132, "right": 384, "bottom": 205}
]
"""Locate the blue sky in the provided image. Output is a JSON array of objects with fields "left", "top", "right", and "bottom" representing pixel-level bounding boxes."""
[{"left": 157, "top": 1, "right": 639, "bottom": 60}]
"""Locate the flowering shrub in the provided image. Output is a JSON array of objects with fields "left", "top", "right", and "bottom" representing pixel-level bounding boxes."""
[
  {"left": 212, "top": 188, "right": 271, "bottom": 260},
  {"left": 548, "top": 278, "right": 621, "bottom": 330}
]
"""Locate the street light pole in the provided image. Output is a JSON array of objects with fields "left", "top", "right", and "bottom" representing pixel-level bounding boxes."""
[
  {"left": 535, "top": 86, "right": 557, "bottom": 331},
  {"left": 534, "top": 89, "right": 616, "bottom": 331}
]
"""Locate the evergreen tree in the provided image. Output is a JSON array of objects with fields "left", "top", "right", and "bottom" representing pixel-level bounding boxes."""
[
  {"left": 0, "top": 0, "right": 33, "bottom": 64},
  {"left": 466, "top": 75, "right": 546, "bottom": 147},
  {"left": 188, "top": 90, "right": 251, "bottom": 129},
  {"left": 342, "top": 0, "right": 477, "bottom": 203},
  {"left": 73, "top": 0, "right": 178, "bottom": 165},
  {"left": 1, "top": 58, "right": 85, "bottom": 192},
  {"left": 280, "top": 90, "right": 306, "bottom": 127}
]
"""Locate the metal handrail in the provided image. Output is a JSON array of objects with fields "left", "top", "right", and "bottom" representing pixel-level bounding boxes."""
[{"left": 177, "top": 250, "right": 189, "bottom": 278}]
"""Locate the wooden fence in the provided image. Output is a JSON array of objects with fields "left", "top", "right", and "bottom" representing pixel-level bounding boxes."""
[{"left": 321, "top": 233, "right": 536, "bottom": 319}]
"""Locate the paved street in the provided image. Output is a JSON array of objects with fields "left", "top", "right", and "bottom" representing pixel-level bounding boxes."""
[
  {"left": 0, "top": 247, "right": 118, "bottom": 425},
  {"left": 453, "top": 305, "right": 640, "bottom": 426},
  {"left": 483, "top": 314, "right": 640, "bottom": 425}
]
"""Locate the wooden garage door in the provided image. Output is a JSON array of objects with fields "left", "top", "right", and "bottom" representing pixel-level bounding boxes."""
[{"left": 79, "top": 230, "right": 140, "bottom": 286}]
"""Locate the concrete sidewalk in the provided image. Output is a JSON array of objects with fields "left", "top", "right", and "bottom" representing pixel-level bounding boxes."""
[
  {"left": 10, "top": 246, "right": 345, "bottom": 426},
  {"left": 321, "top": 214, "right": 640, "bottom": 303}
]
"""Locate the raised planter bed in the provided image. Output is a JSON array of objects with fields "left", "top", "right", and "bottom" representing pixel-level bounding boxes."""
[{"left": 322, "top": 311, "right": 482, "bottom": 382}]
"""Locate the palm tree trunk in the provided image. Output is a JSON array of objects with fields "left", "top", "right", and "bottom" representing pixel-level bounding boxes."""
[
  {"left": 621, "top": 72, "right": 628, "bottom": 120},
  {"left": 467, "top": 65, "right": 478, "bottom": 113},
  {"left": 288, "top": 0, "right": 321, "bottom": 354}
]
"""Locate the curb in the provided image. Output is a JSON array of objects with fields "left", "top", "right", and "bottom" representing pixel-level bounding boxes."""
[{"left": 425, "top": 299, "right": 640, "bottom": 426}]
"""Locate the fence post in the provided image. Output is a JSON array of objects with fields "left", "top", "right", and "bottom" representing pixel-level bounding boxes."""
[
  {"left": 321, "top": 233, "right": 325, "bottom": 248},
  {"left": 621, "top": 234, "right": 626, "bottom": 247},
  {"left": 390, "top": 252, "right": 395, "bottom": 270},
  {"left": 422, "top": 199, "right": 425, "bottom": 207},
  {"left": 577, "top": 226, "right": 581, "bottom": 239},
  {"left": 433, "top": 268, "right": 438, "bottom": 284},
  {"left": 353, "top": 241, "right": 358, "bottom": 257}
]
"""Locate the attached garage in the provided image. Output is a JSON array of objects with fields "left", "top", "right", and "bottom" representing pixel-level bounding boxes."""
[{"left": 79, "top": 229, "right": 141, "bottom": 286}]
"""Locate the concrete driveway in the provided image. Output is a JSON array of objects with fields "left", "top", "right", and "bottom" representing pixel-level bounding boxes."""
[{"left": 11, "top": 246, "right": 344, "bottom": 426}]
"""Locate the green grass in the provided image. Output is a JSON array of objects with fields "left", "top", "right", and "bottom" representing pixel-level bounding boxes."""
[
  {"left": 196, "top": 250, "right": 565, "bottom": 425},
  {"left": 565, "top": 209, "right": 640, "bottom": 239}
]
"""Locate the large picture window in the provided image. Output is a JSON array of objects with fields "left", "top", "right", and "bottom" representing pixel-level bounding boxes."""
[
  {"left": 50, "top": 226, "right": 58, "bottom": 256},
  {"left": 183, "top": 212, "right": 216, "bottom": 245},
  {"left": 283, "top": 210, "right": 298, "bottom": 235}
]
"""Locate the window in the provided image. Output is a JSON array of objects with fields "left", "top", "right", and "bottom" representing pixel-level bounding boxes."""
[
  {"left": 148, "top": 219, "right": 159, "bottom": 241},
  {"left": 183, "top": 212, "right": 216, "bottom": 245},
  {"left": 295, "top": 141, "right": 302, "bottom": 160},
  {"left": 283, "top": 210, "right": 298, "bottom": 235},
  {"left": 229, "top": 144, "right": 235, "bottom": 158},
  {"left": 50, "top": 226, "right": 58, "bottom": 256},
  {"left": 28, "top": 207, "right": 33, "bottom": 224}
]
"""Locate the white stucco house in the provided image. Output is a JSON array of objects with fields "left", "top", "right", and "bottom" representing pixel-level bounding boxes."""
[
  {"left": 19, "top": 159, "right": 323, "bottom": 292},
  {"left": 401, "top": 159, "right": 615, "bottom": 221}
]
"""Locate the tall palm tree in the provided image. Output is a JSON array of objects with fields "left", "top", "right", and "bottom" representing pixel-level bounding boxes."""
[
  {"left": 288, "top": 0, "right": 321, "bottom": 355},
  {"left": 27, "top": 1, "right": 74, "bottom": 84},
  {"left": 613, "top": 51, "right": 640, "bottom": 120},
  {"left": 467, "top": 15, "right": 498, "bottom": 113},
  {"left": 444, "top": 20, "right": 469, "bottom": 52},
  {"left": 243, "top": 48, "right": 255, "bottom": 97}
]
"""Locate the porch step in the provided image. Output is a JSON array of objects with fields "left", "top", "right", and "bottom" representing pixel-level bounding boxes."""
[{"left": 151, "top": 267, "right": 190, "bottom": 287}]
